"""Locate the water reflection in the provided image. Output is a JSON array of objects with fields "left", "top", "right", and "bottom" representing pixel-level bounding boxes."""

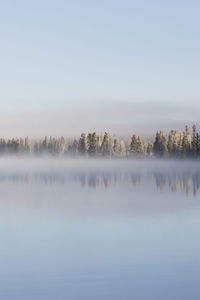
[
  {"left": 0, "top": 160, "right": 199, "bottom": 300},
  {"left": 154, "top": 172, "right": 200, "bottom": 196},
  {"left": 0, "top": 169, "right": 200, "bottom": 196}
]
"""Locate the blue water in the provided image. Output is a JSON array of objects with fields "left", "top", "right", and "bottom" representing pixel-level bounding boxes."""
[{"left": 0, "top": 159, "right": 199, "bottom": 300}]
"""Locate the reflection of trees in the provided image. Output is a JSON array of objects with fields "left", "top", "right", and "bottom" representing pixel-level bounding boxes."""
[
  {"left": 154, "top": 172, "right": 200, "bottom": 196},
  {"left": 154, "top": 173, "right": 166, "bottom": 190},
  {"left": 1, "top": 171, "right": 200, "bottom": 196},
  {"left": 0, "top": 172, "right": 119, "bottom": 189},
  {"left": 168, "top": 175, "right": 183, "bottom": 192},
  {"left": 130, "top": 174, "right": 141, "bottom": 186}
]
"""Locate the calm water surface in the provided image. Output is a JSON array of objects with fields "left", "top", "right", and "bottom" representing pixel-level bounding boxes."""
[{"left": 0, "top": 158, "right": 199, "bottom": 300}]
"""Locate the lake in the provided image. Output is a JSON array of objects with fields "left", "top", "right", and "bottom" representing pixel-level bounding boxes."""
[{"left": 0, "top": 158, "right": 199, "bottom": 300}]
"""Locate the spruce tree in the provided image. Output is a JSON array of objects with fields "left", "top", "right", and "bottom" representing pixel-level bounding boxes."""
[
  {"left": 113, "top": 138, "right": 121, "bottom": 156},
  {"left": 78, "top": 133, "right": 87, "bottom": 155},
  {"left": 100, "top": 132, "right": 113, "bottom": 156},
  {"left": 153, "top": 131, "right": 168, "bottom": 157},
  {"left": 87, "top": 132, "right": 98, "bottom": 156},
  {"left": 129, "top": 135, "right": 144, "bottom": 157},
  {"left": 146, "top": 143, "right": 153, "bottom": 156},
  {"left": 192, "top": 124, "right": 197, "bottom": 157},
  {"left": 182, "top": 125, "right": 191, "bottom": 157}
]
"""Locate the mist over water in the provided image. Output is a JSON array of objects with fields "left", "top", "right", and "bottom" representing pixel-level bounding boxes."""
[{"left": 0, "top": 158, "right": 199, "bottom": 300}]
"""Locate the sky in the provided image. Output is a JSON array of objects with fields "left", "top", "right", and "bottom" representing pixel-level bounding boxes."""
[{"left": 0, "top": 0, "right": 200, "bottom": 137}]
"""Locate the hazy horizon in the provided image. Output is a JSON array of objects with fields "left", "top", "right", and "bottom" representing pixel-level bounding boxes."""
[{"left": 0, "top": 100, "right": 199, "bottom": 138}]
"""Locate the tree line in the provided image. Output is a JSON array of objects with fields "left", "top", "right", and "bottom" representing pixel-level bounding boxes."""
[{"left": 0, "top": 125, "right": 200, "bottom": 158}]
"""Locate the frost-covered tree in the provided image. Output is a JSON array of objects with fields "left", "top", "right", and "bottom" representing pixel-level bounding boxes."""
[
  {"left": 146, "top": 143, "right": 153, "bottom": 156},
  {"left": 119, "top": 140, "right": 126, "bottom": 156},
  {"left": 0, "top": 138, "right": 6, "bottom": 154},
  {"left": 71, "top": 139, "right": 78, "bottom": 154},
  {"left": 167, "top": 130, "right": 182, "bottom": 157},
  {"left": 113, "top": 138, "right": 121, "bottom": 156},
  {"left": 87, "top": 132, "right": 98, "bottom": 156},
  {"left": 100, "top": 132, "right": 113, "bottom": 156},
  {"left": 33, "top": 140, "right": 40, "bottom": 154},
  {"left": 129, "top": 135, "right": 144, "bottom": 157},
  {"left": 78, "top": 133, "right": 87, "bottom": 155},
  {"left": 196, "top": 132, "right": 200, "bottom": 157},
  {"left": 153, "top": 131, "right": 168, "bottom": 157},
  {"left": 182, "top": 125, "right": 191, "bottom": 157},
  {"left": 192, "top": 124, "right": 197, "bottom": 157}
]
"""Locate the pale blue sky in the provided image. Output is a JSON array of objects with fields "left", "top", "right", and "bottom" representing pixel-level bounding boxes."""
[{"left": 0, "top": 0, "right": 199, "bottom": 136}]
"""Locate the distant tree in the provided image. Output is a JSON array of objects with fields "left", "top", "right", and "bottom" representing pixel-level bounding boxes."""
[
  {"left": 196, "top": 132, "right": 200, "bottom": 157},
  {"left": 59, "top": 137, "right": 66, "bottom": 154},
  {"left": 96, "top": 135, "right": 102, "bottom": 154},
  {"left": 87, "top": 132, "right": 98, "bottom": 156},
  {"left": 71, "top": 139, "right": 78, "bottom": 154},
  {"left": 24, "top": 137, "right": 30, "bottom": 153},
  {"left": 0, "top": 138, "right": 6, "bottom": 154},
  {"left": 48, "top": 136, "right": 53, "bottom": 154},
  {"left": 113, "top": 138, "right": 121, "bottom": 156},
  {"left": 119, "top": 140, "right": 126, "bottom": 156},
  {"left": 100, "top": 132, "right": 113, "bottom": 156},
  {"left": 7, "top": 138, "right": 20, "bottom": 154},
  {"left": 182, "top": 125, "right": 191, "bottom": 157},
  {"left": 129, "top": 135, "right": 138, "bottom": 156},
  {"left": 41, "top": 136, "right": 48, "bottom": 153},
  {"left": 136, "top": 136, "right": 144, "bottom": 156},
  {"left": 192, "top": 124, "right": 197, "bottom": 157},
  {"left": 167, "top": 130, "right": 182, "bottom": 157},
  {"left": 129, "top": 135, "right": 144, "bottom": 157},
  {"left": 153, "top": 131, "right": 168, "bottom": 157},
  {"left": 78, "top": 133, "right": 87, "bottom": 155},
  {"left": 19, "top": 138, "right": 25, "bottom": 153},
  {"left": 146, "top": 143, "right": 153, "bottom": 156},
  {"left": 33, "top": 141, "right": 40, "bottom": 154}
]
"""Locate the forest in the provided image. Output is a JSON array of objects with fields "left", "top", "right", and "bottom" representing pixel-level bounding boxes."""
[{"left": 0, "top": 124, "right": 199, "bottom": 158}]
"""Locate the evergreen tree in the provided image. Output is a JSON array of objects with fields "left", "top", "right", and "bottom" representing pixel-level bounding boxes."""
[
  {"left": 78, "top": 133, "right": 87, "bottom": 155},
  {"left": 113, "top": 138, "right": 121, "bottom": 156},
  {"left": 182, "top": 125, "right": 191, "bottom": 157},
  {"left": 0, "top": 138, "right": 6, "bottom": 154},
  {"left": 100, "top": 132, "right": 113, "bottom": 156},
  {"left": 192, "top": 124, "right": 197, "bottom": 157},
  {"left": 48, "top": 136, "right": 53, "bottom": 154},
  {"left": 41, "top": 136, "right": 48, "bottom": 152},
  {"left": 33, "top": 141, "right": 40, "bottom": 154},
  {"left": 24, "top": 137, "right": 30, "bottom": 153},
  {"left": 88, "top": 132, "right": 98, "bottom": 156},
  {"left": 59, "top": 137, "right": 66, "bottom": 154},
  {"left": 119, "top": 140, "right": 126, "bottom": 156},
  {"left": 167, "top": 130, "right": 182, "bottom": 157},
  {"left": 129, "top": 135, "right": 144, "bottom": 157},
  {"left": 137, "top": 136, "right": 144, "bottom": 156},
  {"left": 153, "top": 131, "right": 168, "bottom": 157},
  {"left": 146, "top": 143, "right": 153, "bottom": 156},
  {"left": 71, "top": 139, "right": 78, "bottom": 154},
  {"left": 196, "top": 132, "right": 200, "bottom": 157}
]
